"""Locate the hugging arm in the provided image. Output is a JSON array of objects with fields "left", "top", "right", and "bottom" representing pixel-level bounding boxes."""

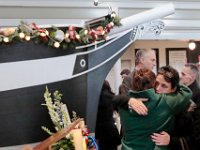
[
  {"left": 165, "top": 84, "right": 192, "bottom": 112},
  {"left": 112, "top": 94, "right": 129, "bottom": 110},
  {"left": 151, "top": 131, "right": 170, "bottom": 146},
  {"left": 112, "top": 92, "right": 149, "bottom": 116},
  {"left": 129, "top": 85, "right": 192, "bottom": 116},
  {"left": 128, "top": 98, "right": 148, "bottom": 115}
]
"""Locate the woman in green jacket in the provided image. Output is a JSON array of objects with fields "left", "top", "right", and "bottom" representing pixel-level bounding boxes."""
[{"left": 119, "top": 66, "right": 192, "bottom": 150}]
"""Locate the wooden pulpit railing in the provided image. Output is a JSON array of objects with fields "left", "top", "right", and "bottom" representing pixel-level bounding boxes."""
[{"left": 23, "top": 118, "right": 82, "bottom": 150}]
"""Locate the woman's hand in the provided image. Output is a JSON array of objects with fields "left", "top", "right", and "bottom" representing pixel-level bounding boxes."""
[
  {"left": 187, "top": 101, "right": 197, "bottom": 112},
  {"left": 128, "top": 97, "right": 148, "bottom": 115},
  {"left": 151, "top": 131, "right": 170, "bottom": 146}
]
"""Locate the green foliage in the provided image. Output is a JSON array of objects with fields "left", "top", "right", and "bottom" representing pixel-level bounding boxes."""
[
  {"left": 113, "top": 16, "right": 121, "bottom": 26},
  {"left": 41, "top": 126, "right": 54, "bottom": 135},
  {"left": 51, "top": 137, "right": 75, "bottom": 150},
  {"left": 71, "top": 111, "right": 79, "bottom": 122},
  {"left": 42, "top": 86, "right": 76, "bottom": 149}
]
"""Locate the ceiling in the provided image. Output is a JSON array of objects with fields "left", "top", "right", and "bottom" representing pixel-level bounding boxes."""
[{"left": 0, "top": 0, "right": 200, "bottom": 40}]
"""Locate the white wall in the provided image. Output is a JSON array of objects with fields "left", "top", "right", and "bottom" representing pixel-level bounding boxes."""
[
  {"left": 107, "top": 40, "right": 189, "bottom": 93},
  {"left": 133, "top": 40, "right": 188, "bottom": 67},
  {"left": 122, "top": 40, "right": 188, "bottom": 69}
]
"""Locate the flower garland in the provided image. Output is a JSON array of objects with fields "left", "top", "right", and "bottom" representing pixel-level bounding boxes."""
[{"left": 0, "top": 12, "right": 121, "bottom": 49}]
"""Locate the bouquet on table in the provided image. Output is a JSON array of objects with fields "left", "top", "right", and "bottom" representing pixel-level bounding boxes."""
[{"left": 42, "top": 86, "right": 98, "bottom": 150}]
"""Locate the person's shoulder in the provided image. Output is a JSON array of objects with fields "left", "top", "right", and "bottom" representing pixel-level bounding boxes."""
[
  {"left": 123, "top": 74, "right": 132, "bottom": 80},
  {"left": 128, "top": 88, "right": 155, "bottom": 97},
  {"left": 101, "top": 89, "right": 114, "bottom": 97},
  {"left": 123, "top": 73, "right": 132, "bottom": 83}
]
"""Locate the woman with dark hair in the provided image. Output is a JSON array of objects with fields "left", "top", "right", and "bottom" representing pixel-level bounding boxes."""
[
  {"left": 118, "top": 66, "right": 192, "bottom": 150},
  {"left": 95, "top": 80, "right": 121, "bottom": 150},
  {"left": 149, "top": 63, "right": 200, "bottom": 150}
]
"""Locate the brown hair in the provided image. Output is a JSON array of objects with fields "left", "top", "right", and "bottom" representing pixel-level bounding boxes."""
[
  {"left": 120, "top": 69, "right": 131, "bottom": 76},
  {"left": 132, "top": 68, "right": 156, "bottom": 91}
]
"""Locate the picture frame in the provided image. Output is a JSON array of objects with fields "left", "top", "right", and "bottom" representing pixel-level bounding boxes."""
[{"left": 166, "top": 48, "right": 188, "bottom": 72}]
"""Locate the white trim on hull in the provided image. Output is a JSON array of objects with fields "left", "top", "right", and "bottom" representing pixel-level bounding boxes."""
[{"left": 0, "top": 55, "right": 76, "bottom": 92}]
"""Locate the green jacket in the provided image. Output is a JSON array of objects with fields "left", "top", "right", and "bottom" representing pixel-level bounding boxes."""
[{"left": 119, "top": 85, "right": 192, "bottom": 150}]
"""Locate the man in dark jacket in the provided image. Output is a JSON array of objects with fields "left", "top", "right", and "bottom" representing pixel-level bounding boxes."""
[
  {"left": 180, "top": 63, "right": 200, "bottom": 107},
  {"left": 118, "top": 48, "right": 156, "bottom": 96},
  {"left": 149, "top": 63, "right": 200, "bottom": 150},
  {"left": 118, "top": 48, "right": 157, "bottom": 115}
]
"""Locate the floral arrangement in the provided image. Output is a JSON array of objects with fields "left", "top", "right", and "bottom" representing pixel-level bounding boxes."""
[
  {"left": 42, "top": 86, "right": 98, "bottom": 150},
  {"left": 0, "top": 12, "right": 121, "bottom": 49}
]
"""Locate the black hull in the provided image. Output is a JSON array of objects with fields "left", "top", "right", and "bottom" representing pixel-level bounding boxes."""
[
  {"left": 0, "top": 29, "right": 133, "bottom": 147},
  {"left": 0, "top": 75, "right": 87, "bottom": 146}
]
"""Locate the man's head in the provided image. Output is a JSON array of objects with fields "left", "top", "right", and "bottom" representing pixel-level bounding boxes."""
[
  {"left": 120, "top": 69, "right": 131, "bottom": 79},
  {"left": 155, "top": 66, "right": 179, "bottom": 94},
  {"left": 135, "top": 48, "right": 156, "bottom": 71},
  {"left": 132, "top": 68, "right": 156, "bottom": 91},
  {"left": 180, "top": 63, "right": 199, "bottom": 86}
]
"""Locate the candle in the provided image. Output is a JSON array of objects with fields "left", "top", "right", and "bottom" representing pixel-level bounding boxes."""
[
  {"left": 79, "top": 120, "right": 85, "bottom": 129},
  {"left": 82, "top": 138, "right": 87, "bottom": 150},
  {"left": 71, "top": 129, "right": 85, "bottom": 150}
]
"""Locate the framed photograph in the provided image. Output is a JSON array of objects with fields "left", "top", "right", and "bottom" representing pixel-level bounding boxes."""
[
  {"left": 135, "top": 48, "right": 159, "bottom": 73},
  {"left": 166, "top": 48, "right": 188, "bottom": 73}
]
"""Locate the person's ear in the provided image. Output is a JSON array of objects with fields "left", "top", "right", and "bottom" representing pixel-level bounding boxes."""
[
  {"left": 140, "top": 57, "right": 145, "bottom": 64},
  {"left": 171, "top": 86, "right": 177, "bottom": 93},
  {"left": 190, "top": 74, "right": 196, "bottom": 83}
]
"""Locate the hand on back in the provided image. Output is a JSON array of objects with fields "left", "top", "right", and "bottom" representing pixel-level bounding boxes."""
[{"left": 128, "top": 97, "right": 148, "bottom": 115}]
